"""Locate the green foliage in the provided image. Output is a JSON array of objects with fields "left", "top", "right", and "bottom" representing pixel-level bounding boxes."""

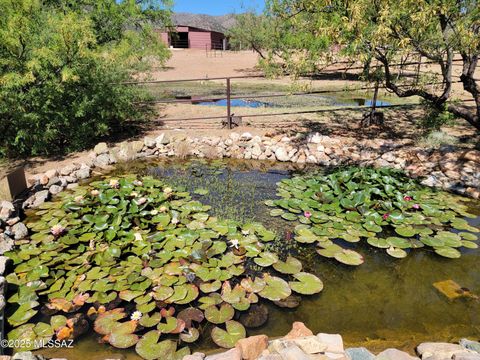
[
  {"left": 420, "top": 101, "right": 457, "bottom": 131},
  {"left": 263, "top": 0, "right": 480, "bottom": 129},
  {"left": 266, "top": 167, "right": 480, "bottom": 264},
  {"left": 228, "top": 13, "right": 275, "bottom": 58},
  {"left": 5, "top": 176, "right": 323, "bottom": 357},
  {"left": 0, "top": 0, "right": 171, "bottom": 158}
]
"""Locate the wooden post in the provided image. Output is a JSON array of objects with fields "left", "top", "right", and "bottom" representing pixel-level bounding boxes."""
[{"left": 226, "top": 78, "right": 232, "bottom": 129}]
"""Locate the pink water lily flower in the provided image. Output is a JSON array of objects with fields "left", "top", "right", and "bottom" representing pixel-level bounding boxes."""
[
  {"left": 403, "top": 196, "right": 413, "bottom": 201},
  {"left": 304, "top": 211, "right": 312, "bottom": 219},
  {"left": 412, "top": 204, "right": 421, "bottom": 210},
  {"left": 51, "top": 224, "right": 66, "bottom": 237},
  {"left": 383, "top": 213, "right": 390, "bottom": 220}
]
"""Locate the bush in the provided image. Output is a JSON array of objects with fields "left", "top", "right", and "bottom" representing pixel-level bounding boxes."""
[
  {"left": 0, "top": 0, "right": 170, "bottom": 158},
  {"left": 420, "top": 100, "right": 456, "bottom": 131}
]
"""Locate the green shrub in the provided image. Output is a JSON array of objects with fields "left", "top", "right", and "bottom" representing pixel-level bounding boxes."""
[{"left": 0, "top": 0, "right": 171, "bottom": 158}]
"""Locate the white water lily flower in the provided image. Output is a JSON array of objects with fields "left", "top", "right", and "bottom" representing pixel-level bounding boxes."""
[
  {"left": 134, "top": 233, "right": 143, "bottom": 241},
  {"left": 130, "top": 311, "right": 142, "bottom": 321},
  {"left": 74, "top": 196, "right": 84, "bottom": 203},
  {"left": 171, "top": 217, "right": 179, "bottom": 225},
  {"left": 150, "top": 209, "right": 159, "bottom": 216},
  {"left": 109, "top": 179, "right": 120, "bottom": 189},
  {"left": 133, "top": 180, "right": 143, "bottom": 187},
  {"left": 163, "top": 187, "right": 173, "bottom": 195},
  {"left": 51, "top": 224, "right": 66, "bottom": 237},
  {"left": 229, "top": 239, "right": 239, "bottom": 249},
  {"left": 90, "top": 190, "right": 100, "bottom": 196},
  {"left": 137, "top": 197, "right": 147, "bottom": 205},
  {"left": 159, "top": 206, "right": 167, "bottom": 213},
  {"left": 130, "top": 192, "right": 139, "bottom": 198},
  {"left": 241, "top": 230, "right": 250, "bottom": 236}
]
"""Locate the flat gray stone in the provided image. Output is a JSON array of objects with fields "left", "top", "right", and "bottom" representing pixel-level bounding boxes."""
[
  {"left": 376, "top": 349, "right": 419, "bottom": 360},
  {"left": 74, "top": 167, "right": 90, "bottom": 180},
  {"left": 49, "top": 185, "right": 64, "bottom": 195},
  {"left": 12, "top": 222, "right": 28, "bottom": 240},
  {"left": 460, "top": 340, "right": 480, "bottom": 354},
  {"left": 94, "top": 153, "right": 111, "bottom": 168},
  {"left": 346, "top": 348, "right": 375, "bottom": 360}
]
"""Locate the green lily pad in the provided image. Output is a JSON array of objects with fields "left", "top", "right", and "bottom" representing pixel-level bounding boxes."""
[
  {"left": 334, "top": 250, "right": 364, "bottom": 266},
  {"left": 211, "top": 320, "right": 246, "bottom": 349},
  {"left": 289, "top": 272, "right": 323, "bottom": 295},
  {"left": 435, "top": 246, "right": 461, "bottom": 258},
  {"left": 386, "top": 247, "right": 408, "bottom": 259},
  {"left": 204, "top": 303, "right": 235, "bottom": 324},
  {"left": 258, "top": 275, "right": 291, "bottom": 301},
  {"left": 272, "top": 256, "right": 302, "bottom": 274},
  {"left": 254, "top": 252, "right": 279, "bottom": 267},
  {"left": 135, "top": 331, "right": 177, "bottom": 360}
]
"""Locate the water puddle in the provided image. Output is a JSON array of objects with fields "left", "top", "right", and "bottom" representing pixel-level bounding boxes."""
[{"left": 194, "top": 97, "right": 391, "bottom": 108}]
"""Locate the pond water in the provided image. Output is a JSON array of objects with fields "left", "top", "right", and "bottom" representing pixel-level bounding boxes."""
[
  {"left": 195, "top": 97, "right": 391, "bottom": 108},
  {"left": 196, "top": 99, "right": 273, "bottom": 108},
  {"left": 31, "top": 159, "right": 480, "bottom": 359}
]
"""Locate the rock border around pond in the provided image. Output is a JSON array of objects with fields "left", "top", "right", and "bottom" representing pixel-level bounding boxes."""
[{"left": 6, "top": 322, "right": 480, "bottom": 360}]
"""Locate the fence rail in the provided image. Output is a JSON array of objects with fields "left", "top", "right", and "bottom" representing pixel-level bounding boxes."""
[{"left": 120, "top": 57, "right": 478, "bottom": 129}]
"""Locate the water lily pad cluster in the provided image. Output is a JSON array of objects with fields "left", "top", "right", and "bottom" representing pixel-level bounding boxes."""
[
  {"left": 266, "top": 167, "right": 479, "bottom": 264},
  {"left": 4, "top": 176, "right": 323, "bottom": 357}
]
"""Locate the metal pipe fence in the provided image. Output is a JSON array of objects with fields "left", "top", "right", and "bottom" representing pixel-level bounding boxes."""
[{"left": 119, "top": 57, "right": 477, "bottom": 129}]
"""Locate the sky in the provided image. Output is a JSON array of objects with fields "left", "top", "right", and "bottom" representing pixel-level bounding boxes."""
[{"left": 172, "top": 0, "right": 265, "bottom": 16}]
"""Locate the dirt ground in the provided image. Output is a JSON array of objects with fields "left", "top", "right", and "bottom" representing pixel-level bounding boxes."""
[{"left": 6, "top": 49, "right": 479, "bottom": 177}]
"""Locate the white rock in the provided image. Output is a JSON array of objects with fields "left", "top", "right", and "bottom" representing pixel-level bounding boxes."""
[
  {"left": 144, "top": 137, "right": 156, "bottom": 148},
  {"left": 278, "top": 344, "right": 310, "bottom": 360},
  {"left": 241, "top": 132, "right": 253, "bottom": 141},
  {"left": 0, "top": 201, "right": 15, "bottom": 221},
  {"left": 292, "top": 336, "right": 328, "bottom": 354},
  {"left": 317, "top": 333, "right": 344, "bottom": 358},
  {"left": 307, "top": 132, "right": 323, "bottom": 144},
  {"left": 275, "top": 148, "right": 290, "bottom": 162},
  {"left": 93, "top": 142, "right": 108, "bottom": 155}
]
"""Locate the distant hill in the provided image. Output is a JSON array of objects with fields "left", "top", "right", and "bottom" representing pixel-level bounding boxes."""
[{"left": 172, "top": 13, "right": 237, "bottom": 33}]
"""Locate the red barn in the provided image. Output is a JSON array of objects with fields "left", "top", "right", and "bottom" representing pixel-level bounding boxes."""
[{"left": 159, "top": 25, "right": 227, "bottom": 50}]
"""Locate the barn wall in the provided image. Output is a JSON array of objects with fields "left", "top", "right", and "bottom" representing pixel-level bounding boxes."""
[
  {"left": 188, "top": 31, "right": 212, "bottom": 49},
  {"left": 159, "top": 32, "right": 170, "bottom": 46},
  {"left": 211, "top": 32, "right": 225, "bottom": 49}
]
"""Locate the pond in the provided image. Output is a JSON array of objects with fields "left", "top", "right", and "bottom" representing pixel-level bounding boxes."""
[
  {"left": 7, "top": 159, "right": 480, "bottom": 360},
  {"left": 194, "top": 97, "right": 391, "bottom": 109}
]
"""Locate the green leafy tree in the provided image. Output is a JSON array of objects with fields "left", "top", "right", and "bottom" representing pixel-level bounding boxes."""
[
  {"left": 0, "top": 0, "right": 172, "bottom": 157},
  {"left": 264, "top": 0, "right": 480, "bottom": 131},
  {"left": 228, "top": 13, "right": 276, "bottom": 59}
]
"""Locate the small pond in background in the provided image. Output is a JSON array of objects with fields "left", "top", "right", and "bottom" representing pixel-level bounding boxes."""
[
  {"left": 32, "top": 159, "right": 480, "bottom": 360},
  {"left": 194, "top": 97, "right": 391, "bottom": 108}
]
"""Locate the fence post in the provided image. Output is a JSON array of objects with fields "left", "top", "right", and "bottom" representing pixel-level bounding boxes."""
[
  {"left": 226, "top": 78, "right": 232, "bottom": 129},
  {"left": 371, "top": 80, "right": 379, "bottom": 114}
]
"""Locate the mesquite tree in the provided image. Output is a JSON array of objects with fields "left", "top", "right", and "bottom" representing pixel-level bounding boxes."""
[{"left": 265, "top": 0, "right": 480, "bottom": 130}]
